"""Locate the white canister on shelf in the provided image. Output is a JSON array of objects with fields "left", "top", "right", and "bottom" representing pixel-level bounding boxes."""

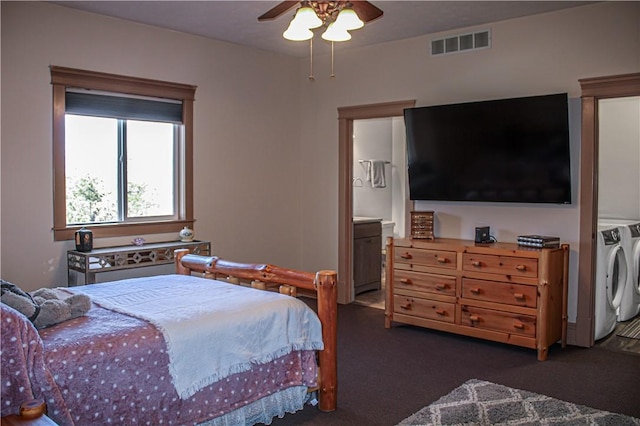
[{"left": 179, "top": 226, "right": 194, "bottom": 242}]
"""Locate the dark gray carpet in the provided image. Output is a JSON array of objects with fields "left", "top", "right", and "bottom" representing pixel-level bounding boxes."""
[
  {"left": 397, "top": 379, "right": 640, "bottom": 425},
  {"left": 268, "top": 302, "right": 640, "bottom": 426}
]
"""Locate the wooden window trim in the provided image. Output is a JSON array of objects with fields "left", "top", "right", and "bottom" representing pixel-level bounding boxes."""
[{"left": 51, "top": 66, "right": 197, "bottom": 241}]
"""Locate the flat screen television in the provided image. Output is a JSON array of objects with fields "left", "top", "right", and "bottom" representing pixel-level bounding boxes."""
[{"left": 404, "top": 93, "right": 571, "bottom": 204}]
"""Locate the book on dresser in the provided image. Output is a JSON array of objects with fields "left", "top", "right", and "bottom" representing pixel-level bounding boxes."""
[
  {"left": 517, "top": 235, "right": 561, "bottom": 248},
  {"left": 385, "top": 238, "right": 569, "bottom": 361}
]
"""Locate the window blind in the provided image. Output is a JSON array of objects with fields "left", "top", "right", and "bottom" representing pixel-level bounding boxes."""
[{"left": 65, "top": 91, "right": 183, "bottom": 123}]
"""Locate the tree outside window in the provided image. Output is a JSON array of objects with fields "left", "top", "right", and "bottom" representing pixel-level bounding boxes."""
[{"left": 65, "top": 115, "right": 175, "bottom": 225}]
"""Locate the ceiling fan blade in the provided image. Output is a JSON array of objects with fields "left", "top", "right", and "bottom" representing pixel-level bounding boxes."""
[
  {"left": 351, "top": 1, "right": 384, "bottom": 23},
  {"left": 258, "top": 1, "right": 300, "bottom": 21}
]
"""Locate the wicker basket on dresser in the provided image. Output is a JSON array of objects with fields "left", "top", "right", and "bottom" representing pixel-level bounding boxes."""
[{"left": 385, "top": 238, "right": 569, "bottom": 361}]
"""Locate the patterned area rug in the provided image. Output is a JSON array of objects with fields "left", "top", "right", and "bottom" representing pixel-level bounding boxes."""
[
  {"left": 397, "top": 379, "right": 640, "bottom": 425},
  {"left": 617, "top": 316, "right": 640, "bottom": 339}
]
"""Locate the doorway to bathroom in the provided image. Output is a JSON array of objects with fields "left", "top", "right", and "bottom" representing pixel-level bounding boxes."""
[
  {"left": 337, "top": 100, "right": 415, "bottom": 307},
  {"left": 352, "top": 117, "right": 407, "bottom": 309}
]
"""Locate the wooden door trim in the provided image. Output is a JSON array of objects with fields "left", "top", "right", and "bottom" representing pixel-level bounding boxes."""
[
  {"left": 337, "top": 100, "right": 415, "bottom": 304},
  {"left": 576, "top": 72, "right": 640, "bottom": 347}
]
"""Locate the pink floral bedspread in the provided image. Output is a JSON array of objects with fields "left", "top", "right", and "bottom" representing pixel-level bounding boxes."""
[{"left": 1, "top": 302, "right": 318, "bottom": 425}]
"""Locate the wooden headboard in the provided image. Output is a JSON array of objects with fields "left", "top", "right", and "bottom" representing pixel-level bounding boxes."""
[{"left": 174, "top": 249, "right": 338, "bottom": 412}]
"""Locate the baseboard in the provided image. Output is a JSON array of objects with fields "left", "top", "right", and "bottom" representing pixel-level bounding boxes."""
[{"left": 566, "top": 321, "right": 582, "bottom": 347}]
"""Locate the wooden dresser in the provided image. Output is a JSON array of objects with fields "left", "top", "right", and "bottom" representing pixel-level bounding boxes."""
[{"left": 385, "top": 238, "right": 569, "bottom": 360}]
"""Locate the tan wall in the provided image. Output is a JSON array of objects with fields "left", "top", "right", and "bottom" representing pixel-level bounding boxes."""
[
  {"left": 294, "top": 2, "right": 640, "bottom": 321},
  {"left": 1, "top": 1, "right": 306, "bottom": 288},
  {"left": 2, "top": 2, "right": 639, "bottom": 323}
]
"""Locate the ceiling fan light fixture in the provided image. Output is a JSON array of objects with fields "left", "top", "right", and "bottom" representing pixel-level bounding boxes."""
[
  {"left": 321, "top": 22, "right": 351, "bottom": 42},
  {"left": 293, "top": 4, "right": 323, "bottom": 29},
  {"left": 334, "top": 6, "right": 364, "bottom": 31},
  {"left": 283, "top": 20, "right": 313, "bottom": 41},
  {"left": 263, "top": 0, "right": 383, "bottom": 78}
]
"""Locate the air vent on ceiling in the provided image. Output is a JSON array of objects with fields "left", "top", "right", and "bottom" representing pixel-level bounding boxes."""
[{"left": 431, "top": 29, "right": 491, "bottom": 56}]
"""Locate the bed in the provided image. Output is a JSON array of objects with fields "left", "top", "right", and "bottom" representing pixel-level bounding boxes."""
[{"left": 1, "top": 249, "right": 337, "bottom": 425}]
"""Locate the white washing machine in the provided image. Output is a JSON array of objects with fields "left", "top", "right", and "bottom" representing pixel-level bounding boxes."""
[
  {"left": 599, "top": 220, "right": 640, "bottom": 321},
  {"left": 594, "top": 225, "right": 627, "bottom": 340},
  {"left": 617, "top": 222, "right": 640, "bottom": 321}
]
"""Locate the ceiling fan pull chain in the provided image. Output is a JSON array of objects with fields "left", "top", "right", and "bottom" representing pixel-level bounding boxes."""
[
  {"left": 308, "top": 37, "right": 315, "bottom": 81},
  {"left": 330, "top": 41, "right": 335, "bottom": 79}
]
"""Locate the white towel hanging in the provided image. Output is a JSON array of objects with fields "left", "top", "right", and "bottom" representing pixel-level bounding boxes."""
[
  {"left": 358, "top": 160, "right": 390, "bottom": 188},
  {"left": 370, "top": 160, "right": 386, "bottom": 188}
]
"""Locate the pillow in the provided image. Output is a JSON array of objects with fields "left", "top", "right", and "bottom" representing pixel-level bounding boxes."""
[
  {"left": 1, "top": 279, "right": 39, "bottom": 321},
  {"left": 1, "top": 279, "right": 91, "bottom": 329}
]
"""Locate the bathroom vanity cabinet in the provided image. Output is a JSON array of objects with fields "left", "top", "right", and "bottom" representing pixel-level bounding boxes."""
[{"left": 353, "top": 219, "right": 382, "bottom": 295}]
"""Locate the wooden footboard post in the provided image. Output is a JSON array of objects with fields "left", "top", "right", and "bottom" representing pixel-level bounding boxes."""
[
  {"left": 175, "top": 249, "right": 191, "bottom": 275},
  {"left": 316, "top": 270, "right": 338, "bottom": 412}
]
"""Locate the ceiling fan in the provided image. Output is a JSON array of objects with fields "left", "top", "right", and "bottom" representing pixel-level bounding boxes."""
[
  {"left": 258, "top": 1, "right": 383, "bottom": 80},
  {"left": 258, "top": 1, "right": 383, "bottom": 25}
]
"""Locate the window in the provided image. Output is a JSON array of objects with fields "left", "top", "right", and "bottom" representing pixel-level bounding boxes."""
[
  {"left": 51, "top": 66, "right": 196, "bottom": 241},
  {"left": 64, "top": 92, "right": 181, "bottom": 224}
]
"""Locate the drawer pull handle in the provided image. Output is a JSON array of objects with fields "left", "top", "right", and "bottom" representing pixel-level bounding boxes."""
[
  {"left": 400, "top": 302, "right": 412, "bottom": 310},
  {"left": 436, "top": 257, "right": 447, "bottom": 264},
  {"left": 471, "top": 261, "right": 482, "bottom": 267},
  {"left": 469, "top": 315, "right": 480, "bottom": 322},
  {"left": 514, "top": 293, "right": 525, "bottom": 300},
  {"left": 470, "top": 287, "right": 481, "bottom": 294},
  {"left": 516, "top": 265, "right": 526, "bottom": 271},
  {"left": 435, "top": 309, "right": 446, "bottom": 316},
  {"left": 400, "top": 278, "right": 413, "bottom": 285},
  {"left": 400, "top": 252, "right": 413, "bottom": 260},
  {"left": 435, "top": 283, "right": 448, "bottom": 290},
  {"left": 513, "top": 322, "right": 525, "bottom": 330}
]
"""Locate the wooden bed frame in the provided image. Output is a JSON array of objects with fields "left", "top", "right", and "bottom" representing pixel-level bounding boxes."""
[
  {"left": 1, "top": 251, "right": 338, "bottom": 425},
  {"left": 174, "top": 249, "right": 338, "bottom": 413}
]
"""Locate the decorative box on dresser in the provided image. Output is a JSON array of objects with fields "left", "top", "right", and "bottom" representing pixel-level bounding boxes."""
[{"left": 385, "top": 238, "right": 569, "bottom": 361}]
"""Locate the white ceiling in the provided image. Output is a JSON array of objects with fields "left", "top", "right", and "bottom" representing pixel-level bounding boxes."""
[{"left": 50, "top": 1, "right": 595, "bottom": 57}]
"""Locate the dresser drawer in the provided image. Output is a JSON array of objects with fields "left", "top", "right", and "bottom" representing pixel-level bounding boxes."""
[
  {"left": 462, "top": 253, "right": 538, "bottom": 278},
  {"left": 461, "top": 305, "right": 536, "bottom": 337},
  {"left": 394, "top": 295, "right": 455, "bottom": 323},
  {"left": 461, "top": 278, "right": 537, "bottom": 308},
  {"left": 394, "top": 270, "right": 456, "bottom": 296},
  {"left": 394, "top": 248, "right": 457, "bottom": 269}
]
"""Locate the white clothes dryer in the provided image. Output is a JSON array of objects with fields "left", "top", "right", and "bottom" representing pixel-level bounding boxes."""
[
  {"left": 598, "top": 219, "right": 640, "bottom": 321},
  {"left": 594, "top": 225, "right": 627, "bottom": 340},
  {"left": 617, "top": 222, "right": 640, "bottom": 321}
]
